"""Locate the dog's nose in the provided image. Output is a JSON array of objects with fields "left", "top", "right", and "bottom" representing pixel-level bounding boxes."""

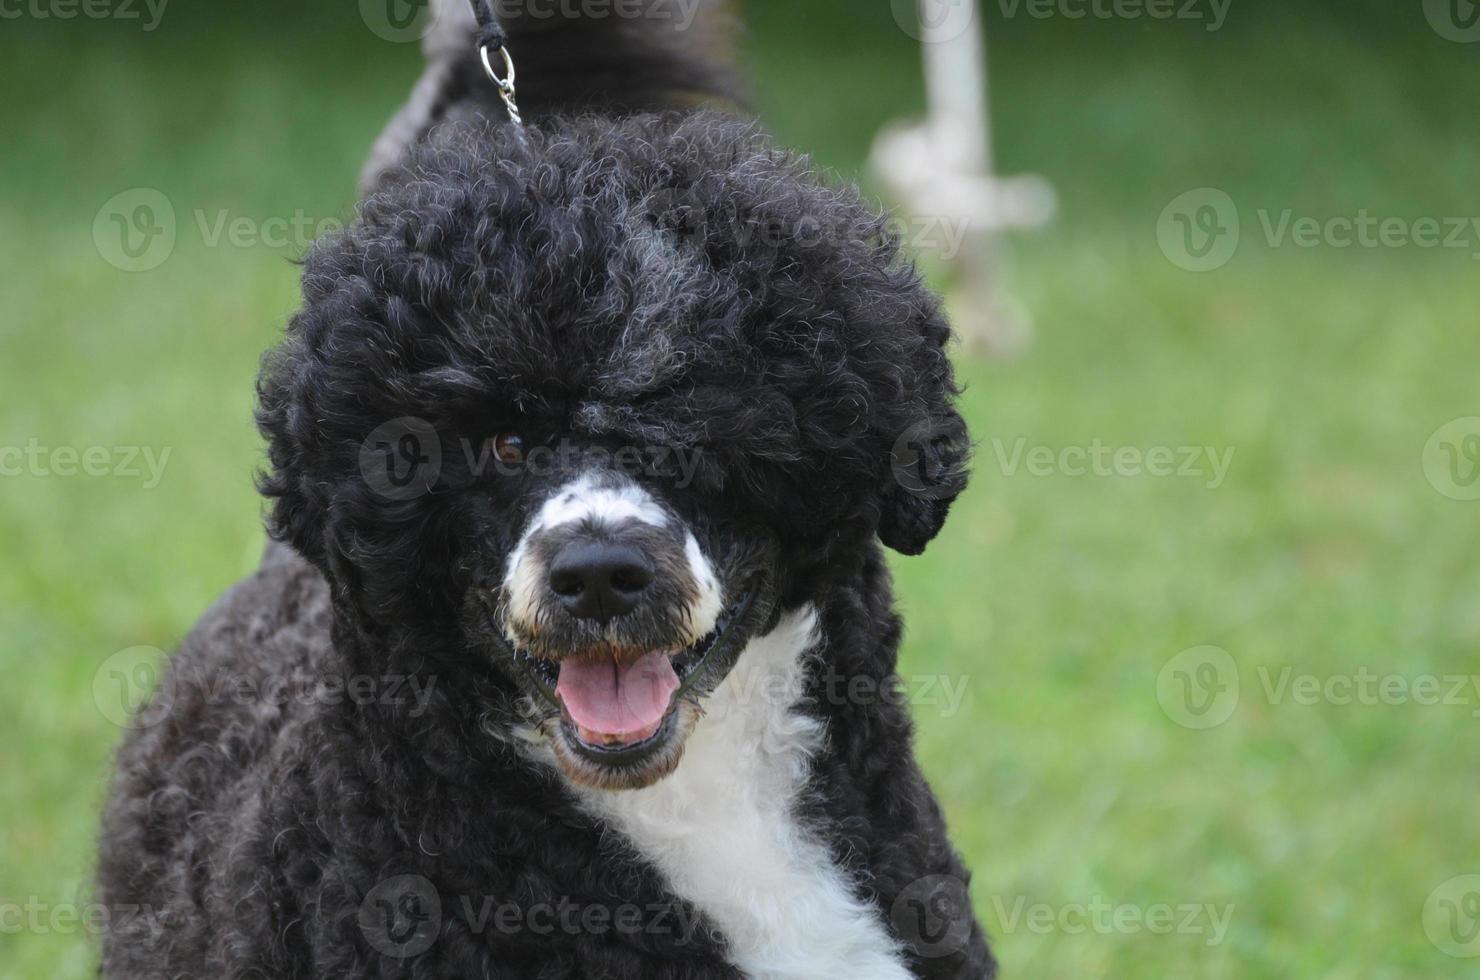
[{"left": 547, "top": 540, "right": 655, "bottom": 623}]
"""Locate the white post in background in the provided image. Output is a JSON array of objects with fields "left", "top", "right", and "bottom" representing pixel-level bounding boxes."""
[
  {"left": 871, "top": 0, "right": 1054, "bottom": 356},
  {"left": 922, "top": 0, "right": 988, "bottom": 175}
]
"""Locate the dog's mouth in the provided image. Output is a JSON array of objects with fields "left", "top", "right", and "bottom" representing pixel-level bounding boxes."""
[{"left": 507, "top": 589, "right": 757, "bottom": 782}]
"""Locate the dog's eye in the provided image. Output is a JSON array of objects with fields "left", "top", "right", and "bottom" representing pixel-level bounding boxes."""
[{"left": 491, "top": 432, "right": 524, "bottom": 464}]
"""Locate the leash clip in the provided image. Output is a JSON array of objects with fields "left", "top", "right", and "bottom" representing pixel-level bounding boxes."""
[{"left": 478, "top": 43, "right": 523, "bottom": 126}]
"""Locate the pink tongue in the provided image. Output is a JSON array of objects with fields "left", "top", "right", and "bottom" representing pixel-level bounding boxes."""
[{"left": 556, "top": 651, "right": 680, "bottom": 744}]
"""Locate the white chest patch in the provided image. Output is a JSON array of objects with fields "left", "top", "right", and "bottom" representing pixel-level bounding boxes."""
[{"left": 569, "top": 605, "right": 913, "bottom": 980}]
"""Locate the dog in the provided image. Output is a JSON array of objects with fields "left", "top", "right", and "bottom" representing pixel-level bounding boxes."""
[{"left": 97, "top": 2, "right": 994, "bottom": 977}]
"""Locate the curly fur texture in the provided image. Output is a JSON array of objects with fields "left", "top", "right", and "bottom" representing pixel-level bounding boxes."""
[{"left": 98, "top": 21, "right": 992, "bottom": 980}]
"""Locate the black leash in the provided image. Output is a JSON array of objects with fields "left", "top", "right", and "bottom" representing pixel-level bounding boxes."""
[{"left": 465, "top": 0, "right": 523, "bottom": 126}]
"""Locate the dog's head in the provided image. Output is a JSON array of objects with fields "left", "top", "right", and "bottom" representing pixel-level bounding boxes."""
[{"left": 256, "top": 113, "right": 969, "bottom": 789}]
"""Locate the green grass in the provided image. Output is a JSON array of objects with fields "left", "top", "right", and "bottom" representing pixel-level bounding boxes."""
[{"left": 3, "top": 2, "right": 1477, "bottom": 977}]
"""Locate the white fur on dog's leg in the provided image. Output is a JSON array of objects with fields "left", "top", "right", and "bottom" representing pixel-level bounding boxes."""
[{"left": 571, "top": 606, "right": 914, "bottom": 979}]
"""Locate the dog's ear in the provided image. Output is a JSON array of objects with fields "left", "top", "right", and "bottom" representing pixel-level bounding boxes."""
[
  {"left": 879, "top": 408, "right": 971, "bottom": 555},
  {"left": 875, "top": 309, "right": 972, "bottom": 556}
]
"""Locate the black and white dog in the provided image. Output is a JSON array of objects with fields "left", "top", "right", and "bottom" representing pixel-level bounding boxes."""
[{"left": 98, "top": 2, "right": 994, "bottom": 976}]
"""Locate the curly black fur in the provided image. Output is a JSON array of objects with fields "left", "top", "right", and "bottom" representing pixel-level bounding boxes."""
[{"left": 98, "top": 14, "right": 992, "bottom": 980}]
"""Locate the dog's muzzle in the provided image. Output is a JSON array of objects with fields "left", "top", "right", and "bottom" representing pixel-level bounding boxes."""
[{"left": 494, "top": 473, "right": 771, "bottom": 789}]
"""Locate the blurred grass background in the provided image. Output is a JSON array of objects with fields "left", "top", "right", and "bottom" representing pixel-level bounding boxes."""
[{"left": 2, "top": 1, "right": 1478, "bottom": 977}]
